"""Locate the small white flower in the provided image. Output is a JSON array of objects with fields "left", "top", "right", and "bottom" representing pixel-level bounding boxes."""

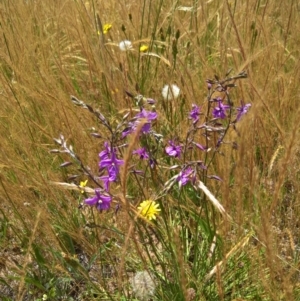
[
  {"left": 131, "top": 271, "right": 156, "bottom": 300},
  {"left": 119, "top": 40, "right": 133, "bottom": 51},
  {"left": 162, "top": 84, "right": 180, "bottom": 100}
]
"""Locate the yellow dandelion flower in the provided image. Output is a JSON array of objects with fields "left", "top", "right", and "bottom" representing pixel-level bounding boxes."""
[
  {"left": 139, "top": 44, "right": 149, "bottom": 52},
  {"left": 79, "top": 180, "right": 88, "bottom": 194},
  {"left": 138, "top": 200, "right": 161, "bottom": 220},
  {"left": 103, "top": 24, "right": 112, "bottom": 34}
]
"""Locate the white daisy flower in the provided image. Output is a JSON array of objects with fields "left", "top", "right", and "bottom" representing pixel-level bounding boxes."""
[
  {"left": 162, "top": 84, "right": 180, "bottom": 100},
  {"left": 119, "top": 40, "right": 133, "bottom": 51}
]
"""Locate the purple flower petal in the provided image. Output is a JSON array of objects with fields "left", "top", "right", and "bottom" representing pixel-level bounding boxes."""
[
  {"left": 177, "top": 167, "right": 195, "bottom": 187},
  {"left": 99, "top": 142, "right": 111, "bottom": 161},
  {"left": 133, "top": 147, "right": 149, "bottom": 160},
  {"left": 189, "top": 104, "right": 201, "bottom": 123},
  {"left": 135, "top": 109, "right": 157, "bottom": 121},
  {"left": 165, "top": 141, "right": 182, "bottom": 158},
  {"left": 122, "top": 109, "right": 157, "bottom": 137},
  {"left": 84, "top": 189, "right": 112, "bottom": 211},
  {"left": 236, "top": 101, "right": 251, "bottom": 121},
  {"left": 212, "top": 100, "right": 230, "bottom": 119},
  {"left": 84, "top": 195, "right": 98, "bottom": 206}
]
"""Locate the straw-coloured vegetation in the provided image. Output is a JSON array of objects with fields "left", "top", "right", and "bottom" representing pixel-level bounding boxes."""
[{"left": 0, "top": 0, "right": 300, "bottom": 300}]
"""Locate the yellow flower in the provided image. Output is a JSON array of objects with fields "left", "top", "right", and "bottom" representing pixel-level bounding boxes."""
[
  {"left": 79, "top": 180, "right": 88, "bottom": 193},
  {"left": 103, "top": 24, "right": 112, "bottom": 34},
  {"left": 139, "top": 44, "right": 149, "bottom": 52},
  {"left": 138, "top": 200, "right": 161, "bottom": 220}
]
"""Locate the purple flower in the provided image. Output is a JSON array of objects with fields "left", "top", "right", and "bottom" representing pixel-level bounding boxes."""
[
  {"left": 177, "top": 167, "right": 195, "bottom": 187},
  {"left": 84, "top": 189, "right": 112, "bottom": 210},
  {"left": 165, "top": 141, "right": 182, "bottom": 158},
  {"left": 100, "top": 152, "right": 124, "bottom": 170},
  {"left": 99, "top": 142, "right": 112, "bottom": 161},
  {"left": 140, "top": 122, "right": 152, "bottom": 134},
  {"left": 133, "top": 147, "right": 149, "bottom": 160},
  {"left": 212, "top": 100, "right": 230, "bottom": 119},
  {"left": 122, "top": 109, "right": 157, "bottom": 137},
  {"left": 99, "top": 163, "right": 121, "bottom": 190},
  {"left": 136, "top": 109, "right": 157, "bottom": 133},
  {"left": 189, "top": 104, "right": 201, "bottom": 123},
  {"left": 122, "top": 122, "right": 135, "bottom": 138},
  {"left": 135, "top": 109, "right": 157, "bottom": 121},
  {"left": 98, "top": 142, "right": 124, "bottom": 189},
  {"left": 99, "top": 152, "right": 124, "bottom": 184},
  {"left": 236, "top": 101, "right": 251, "bottom": 121}
]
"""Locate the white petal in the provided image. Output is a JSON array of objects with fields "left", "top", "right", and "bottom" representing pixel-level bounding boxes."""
[
  {"left": 119, "top": 40, "right": 133, "bottom": 51},
  {"left": 162, "top": 84, "right": 180, "bottom": 100}
]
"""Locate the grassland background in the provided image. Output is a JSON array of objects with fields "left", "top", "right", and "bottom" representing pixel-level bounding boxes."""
[{"left": 0, "top": 0, "right": 300, "bottom": 300}]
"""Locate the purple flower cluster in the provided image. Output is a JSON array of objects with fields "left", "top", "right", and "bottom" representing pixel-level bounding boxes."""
[
  {"left": 98, "top": 142, "right": 124, "bottom": 190},
  {"left": 62, "top": 76, "right": 251, "bottom": 212},
  {"left": 122, "top": 108, "right": 157, "bottom": 137},
  {"left": 211, "top": 97, "right": 251, "bottom": 121},
  {"left": 84, "top": 107, "right": 158, "bottom": 211},
  {"left": 163, "top": 94, "right": 251, "bottom": 188},
  {"left": 84, "top": 142, "right": 124, "bottom": 210}
]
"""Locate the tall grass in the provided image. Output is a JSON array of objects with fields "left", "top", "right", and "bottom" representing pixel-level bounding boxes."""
[{"left": 0, "top": 0, "right": 299, "bottom": 300}]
